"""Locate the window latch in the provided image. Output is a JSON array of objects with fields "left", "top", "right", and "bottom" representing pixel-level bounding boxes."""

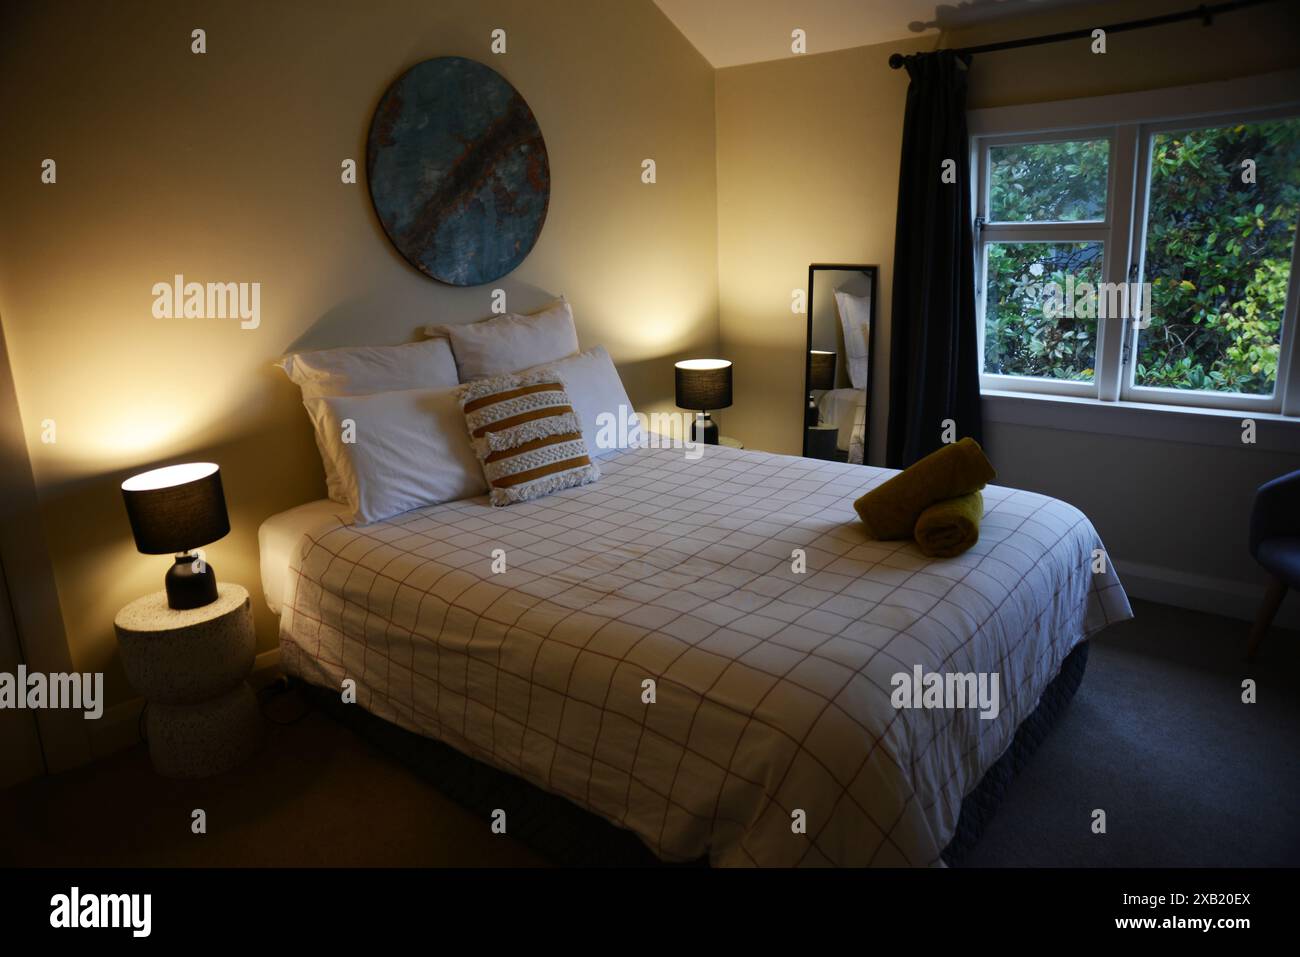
[{"left": 1121, "top": 262, "right": 1139, "bottom": 365}]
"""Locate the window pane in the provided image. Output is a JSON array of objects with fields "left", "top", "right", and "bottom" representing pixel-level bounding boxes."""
[
  {"left": 1135, "top": 118, "right": 1300, "bottom": 395},
  {"left": 983, "top": 241, "right": 1102, "bottom": 381},
  {"left": 988, "top": 139, "right": 1109, "bottom": 222}
]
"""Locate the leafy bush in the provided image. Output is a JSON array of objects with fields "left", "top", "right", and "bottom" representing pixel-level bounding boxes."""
[
  {"left": 984, "top": 241, "right": 1100, "bottom": 380},
  {"left": 982, "top": 122, "right": 1300, "bottom": 394},
  {"left": 1139, "top": 121, "right": 1300, "bottom": 394},
  {"left": 990, "top": 139, "right": 1109, "bottom": 223}
]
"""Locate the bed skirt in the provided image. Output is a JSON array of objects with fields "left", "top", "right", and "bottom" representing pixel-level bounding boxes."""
[
  {"left": 296, "top": 640, "right": 1090, "bottom": 867},
  {"left": 940, "top": 640, "right": 1090, "bottom": 865}
]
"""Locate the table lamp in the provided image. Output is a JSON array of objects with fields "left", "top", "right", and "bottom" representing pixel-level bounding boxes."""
[
  {"left": 807, "top": 350, "right": 837, "bottom": 426},
  {"left": 675, "top": 359, "right": 732, "bottom": 445},
  {"left": 121, "top": 462, "right": 230, "bottom": 610}
]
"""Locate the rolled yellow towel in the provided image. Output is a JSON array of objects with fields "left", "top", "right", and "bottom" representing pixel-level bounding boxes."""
[
  {"left": 854, "top": 437, "right": 996, "bottom": 540},
  {"left": 914, "top": 490, "right": 984, "bottom": 558}
]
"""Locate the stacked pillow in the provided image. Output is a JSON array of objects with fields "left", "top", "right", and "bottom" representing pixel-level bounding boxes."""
[
  {"left": 458, "top": 369, "right": 599, "bottom": 506},
  {"left": 276, "top": 338, "right": 459, "bottom": 503},
  {"left": 278, "top": 299, "right": 635, "bottom": 524},
  {"left": 519, "top": 345, "right": 633, "bottom": 459},
  {"left": 425, "top": 298, "right": 580, "bottom": 381},
  {"left": 299, "top": 387, "right": 485, "bottom": 525}
]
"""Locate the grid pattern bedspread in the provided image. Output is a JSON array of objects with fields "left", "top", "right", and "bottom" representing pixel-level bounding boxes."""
[{"left": 278, "top": 443, "right": 1131, "bottom": 866}]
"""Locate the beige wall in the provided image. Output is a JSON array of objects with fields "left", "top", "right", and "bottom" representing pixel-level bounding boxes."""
[
  {"left": 0, "top": 0, "right": 718, "bottom": 711},
  {"left": 716, "top": 40, "right": 918, "bottom": 461},
  {"left": 715, "top": 0, "right": 1300, "bottom": 609}
]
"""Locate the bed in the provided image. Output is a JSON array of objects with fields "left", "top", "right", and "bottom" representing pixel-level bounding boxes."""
[
  {"left": 262, "top": 442, "right": 1131, "bottom": 867},
  {"left": 816, "top": 387, "right": 867, "bottom": 463}
]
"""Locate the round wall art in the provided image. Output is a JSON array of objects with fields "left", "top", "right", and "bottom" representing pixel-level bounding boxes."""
[{"left": 367, "top": 57, "right": 550, "bottom": 286}]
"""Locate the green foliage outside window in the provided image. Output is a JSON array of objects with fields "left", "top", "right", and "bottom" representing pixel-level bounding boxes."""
[
  {"left": 984, "top": 242, "right": 1101, "bottom": 380},
  {"left": 1139, "top": 120, "right": 1300, "bottom": 394},
  {"left": 989, "top": 139, "right": 1109, "bottom": 222},
  {"left": 982, "top": 122, "right": 1300, "bottom": 394}
]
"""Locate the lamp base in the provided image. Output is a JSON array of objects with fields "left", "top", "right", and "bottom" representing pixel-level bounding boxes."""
[
  {"left": 165, "top": 554, "right": 219, "bottom": 610},
  {"left": 691, "top": 413, "right": 719, "bottom": 445},
  {"left": 806, "top": 394, "right": 820, "bottom": 428}
]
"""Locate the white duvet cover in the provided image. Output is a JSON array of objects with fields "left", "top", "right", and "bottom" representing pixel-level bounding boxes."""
[{"left": 277, "top": 443, "right": 1131, "bottom": 866}]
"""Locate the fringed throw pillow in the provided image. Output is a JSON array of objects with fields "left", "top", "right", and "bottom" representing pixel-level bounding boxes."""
[{"left": 458, "top": 369, "right": 600, "bottom": 506}]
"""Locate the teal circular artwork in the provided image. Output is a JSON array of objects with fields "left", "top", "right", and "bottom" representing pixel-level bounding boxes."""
[{"left": 367, "top": 57, "right": 550, "bottom": 286}]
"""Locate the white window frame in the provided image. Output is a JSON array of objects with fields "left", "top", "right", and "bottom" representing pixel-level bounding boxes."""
[
  {"left": 1122, "top": 108, "right": 1300, "bottom": 413},
  {"left": 970, "top": 72, "right": 1300, "bottom": 419},
  {"left": 975, "top": 126, "right": 1119, "bottom": 400}
]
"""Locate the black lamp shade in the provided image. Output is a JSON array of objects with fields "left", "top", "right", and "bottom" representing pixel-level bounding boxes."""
[
  {"left": 675, "top": 359, "right": 733, "bottom": 411},
  {"left": 121, "top": 462, "right": 230, "bottom": 555},
  {"left": 809, "top": 351, "right": 837, "bottom": 391}
]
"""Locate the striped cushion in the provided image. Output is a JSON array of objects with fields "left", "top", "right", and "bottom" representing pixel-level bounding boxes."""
[{"left": 458, "top": 369, "right": 600, "bottom": 506}]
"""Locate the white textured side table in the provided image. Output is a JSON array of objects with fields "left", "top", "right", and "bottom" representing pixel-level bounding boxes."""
[{"left": 114, "top": 583, "right": 262, "bottom": 778}]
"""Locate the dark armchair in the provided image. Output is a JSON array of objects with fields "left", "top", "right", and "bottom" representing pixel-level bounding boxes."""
[{"left": 1248, "top": 469, "right": 1300, "bottom": 658}]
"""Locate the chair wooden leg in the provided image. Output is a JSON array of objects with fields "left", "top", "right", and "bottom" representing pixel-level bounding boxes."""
[{"left": 1247, "top": 575, "right": 1288, "bottom": 660}]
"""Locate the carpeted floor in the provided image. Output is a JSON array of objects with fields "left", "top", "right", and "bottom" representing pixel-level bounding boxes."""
[
  {"left": 960, "top": 598, "right": 1300, "bottom": 867},
  {"left": 0, "top": 683, "right": 547, "bottom": 868},
  {"left": 2, "top": 598, "right": 1296, "bottom": 867}
]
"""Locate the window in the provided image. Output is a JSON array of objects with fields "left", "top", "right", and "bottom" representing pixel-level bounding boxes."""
[{"left": 974, "top": 107, "right": 1300, "bottom": 415}]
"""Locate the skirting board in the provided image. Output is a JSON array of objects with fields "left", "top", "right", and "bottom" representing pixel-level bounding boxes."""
[
  {"left": 1113, "top": 559, "right": 1300, "bottom": 633},
  {"left": 87, "top": 647, "right": 282, "bottom": 762}
]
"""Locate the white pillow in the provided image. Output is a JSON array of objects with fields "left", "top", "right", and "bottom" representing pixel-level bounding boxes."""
[
  {"left": 276, "top": 339, "right": 460, "bottom": 502},
  {"left": 532, "top": 347, "right": 636, "bottom": 458},
  {"left": 302, "top": 387, "right": 486, "bottom": 525},
  {"left": 277, "top": 338, "right": 459, "bottom": 398},
  {"left": 425, "top": 299, "right": 579, "bottom": 381},
  {"left": 834, "top": 290, "right": 872, "bottom": 390}
]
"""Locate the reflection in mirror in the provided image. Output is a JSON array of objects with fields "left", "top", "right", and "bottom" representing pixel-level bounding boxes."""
[{"left": 804, "top": 264, "right": 877, "bottom": 463}]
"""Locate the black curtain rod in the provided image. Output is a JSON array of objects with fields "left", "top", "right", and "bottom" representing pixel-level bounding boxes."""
[{"left": 887, "top": 0, "right": 1274, "bottom": 69}]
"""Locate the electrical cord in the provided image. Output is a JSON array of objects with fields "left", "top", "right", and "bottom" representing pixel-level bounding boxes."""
[{"left": 257, "top": 674, "right": 313, "bottom": 725}]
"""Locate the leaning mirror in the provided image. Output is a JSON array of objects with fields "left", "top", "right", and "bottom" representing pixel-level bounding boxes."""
[{"left": 803, "top": 264, "right": 877, "bottom": 463}]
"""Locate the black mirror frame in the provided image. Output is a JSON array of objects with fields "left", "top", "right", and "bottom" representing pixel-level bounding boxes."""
[{"left": 803, "top": 263, "right": 879, "bottom": 461}]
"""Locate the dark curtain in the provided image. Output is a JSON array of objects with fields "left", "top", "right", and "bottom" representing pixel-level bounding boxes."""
[{"left": 885, "top": 50, "right": 982, "bottom": 469}]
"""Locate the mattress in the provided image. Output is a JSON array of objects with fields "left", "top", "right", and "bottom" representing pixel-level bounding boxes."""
[
  {"left": 258, "top": 499, "right": 351, "bottom": 614},
  {"left": 271, "top": 443, "right": 1132, "bottom": 866}
]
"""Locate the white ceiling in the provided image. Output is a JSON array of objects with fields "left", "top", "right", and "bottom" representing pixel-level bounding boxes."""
[{"left": 652, "top": 0, "right": 1102, "bottom": 69}]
